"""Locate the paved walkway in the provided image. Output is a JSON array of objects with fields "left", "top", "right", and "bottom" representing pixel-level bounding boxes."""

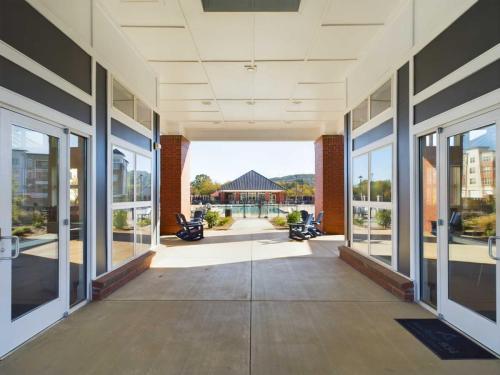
[{"left": 1, "top": 219, "right": 499, "bottom": 374}]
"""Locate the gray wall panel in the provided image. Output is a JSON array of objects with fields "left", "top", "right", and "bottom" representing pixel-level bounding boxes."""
[
  {"left": 397, "top": 63, "right": 411, "bottom": 277},
  {"left": 95, "top": 63, "right": 108, "bottom": 276},
  {"left": 111, "top": 119, "right": 152, "bottom": 151},
  {"left": 352, "top": 119, "right": 393, "bottom": 151},
  {"left": 0, "top": 0, "right": 92, "bottom": 94}
]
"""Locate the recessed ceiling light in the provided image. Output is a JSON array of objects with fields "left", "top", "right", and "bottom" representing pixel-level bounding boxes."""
[
  {"left": 201, "top": 100, "right": 212, "bottom": 105},
  {"left": 248, "top": 121, "right": 255, "bottom": 124},
  {"left": 244, "top": 64, "right": 257, "bottom": 72},
  {"left": 246, "top": 100, "right": 256, "bottom": 105},
  {"left": 292, "top": 100, "right": 302, "bottom": 105},
  {"left": 212, "top": 121, "right": 220, "bottom": 124}
]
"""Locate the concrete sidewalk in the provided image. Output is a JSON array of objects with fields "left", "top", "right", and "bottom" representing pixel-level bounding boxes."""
[{"left": 1, "top": 219, "right": 499, "bottom": 374}]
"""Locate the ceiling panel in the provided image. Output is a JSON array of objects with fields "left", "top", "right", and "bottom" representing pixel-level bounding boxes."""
[
  {"left": 293, "top": 82, "right": 345, "bottom": 99},
  {"left": 101, "top": 0, "right": 185, "bottom": 26},
  {"left": 159, "top": 83, "right": 213, "bottom": 99},
  {"left": 254, "top": 0, "right": 327, "bottom": 60},
  {"left": 160, "top": 111, "right": 222, "bottom": 121},
  {"left": 204, "top": 62, "right": 253, "bottom": 99},
  {"left": 254, "top": 100, "right": 288, "bottom": 120},
  {"left": 309, "top": 25, "right": 382, "bottom": 60},
  {"left": 299, "top": 60, "right": 353, "bottom": 83},
  {"left": 324, "top": 0, "right": 401, "bottom": 25},
  {"left": 159, "top": 100, "right": 217, "bottom": 112},
  {"left": 122, "top": 27, "right": 199, "bottom": 60},
  {"left": 254, "top": 61, "right": 302, "bottom": 99},
  {"left": 285, "top": 99, "right": 345, "bottom": 112},
  {"left": 284, "top": 111, "right": 343, "bottom": 121},
  {"left": 180, "top": 0, "right": 254, "bottom": 61},
  {"left": 149, "top": 62, "right": 208, "bottom": 83},
  {"left": 218, "top": 100, "right": 254, "bottom": 121}
]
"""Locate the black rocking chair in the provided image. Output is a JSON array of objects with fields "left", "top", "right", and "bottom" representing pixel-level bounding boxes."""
[
  {"left": 289, "top": 213, "right": 315, "bottom": 241},
  {"left": 175, "top": 213, "right": 204, "bottom": 241}
]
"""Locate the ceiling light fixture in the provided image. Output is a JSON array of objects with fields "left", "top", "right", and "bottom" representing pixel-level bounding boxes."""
[
  {"left": 201, "top": 100, "right": 212, "bottom": 105},
  {"left": 292, "top": 100, "right": 302, "bottom": 105},
  {"left": 246, "top": 100, "right": 256, "bottom": 106},
  {"left": 244, "top": 64, "right": 257, "bottom": 72}
]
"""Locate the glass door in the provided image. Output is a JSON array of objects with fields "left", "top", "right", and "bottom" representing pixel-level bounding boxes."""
[
  {"left": 0, "top": 110, "right": 68, "bottom": 357},
  {"left": 438, "top": 110, "right": 500, "bottom": 354}
]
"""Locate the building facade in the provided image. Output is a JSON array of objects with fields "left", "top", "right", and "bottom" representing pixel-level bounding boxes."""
[{"left": 216, "top": 170, "right": 286, "bottom": 204}]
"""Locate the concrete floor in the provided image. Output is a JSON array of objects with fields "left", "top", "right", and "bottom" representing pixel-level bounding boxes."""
[{"left": 1, "top": 218, "right": 500, "bottom": 374}]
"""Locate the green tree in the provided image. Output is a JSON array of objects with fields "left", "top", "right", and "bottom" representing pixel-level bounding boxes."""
[{"left": 191, "top": 174, "right": 220, "bottom": 196}]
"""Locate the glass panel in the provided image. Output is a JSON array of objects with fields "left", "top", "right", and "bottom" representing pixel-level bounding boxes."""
[
  {"left": 370, "top": 145, "right": 392, "bottom": 202},
  {"left": 113, "top": 146, "right": 135, "bottom": 203},
  {"left": 352, "top": 99, "right": 368, "bottom": 130},
  {"left": 11, "top": 126, "right": 59, "bottom": 320},
  {"left": 135, "top": 98, "right": 152, "bottom": 130},
  {"left": 113, "top": 79, "right": 134, "bottom": 118},
  {"left": 370, "top": 208, "right": 392, "bottom": 265},
  {"left": 352, "top": 154, "right": 368, "bottom": 201},
  {"left": 69, "top": 134, "right": 87, "bottom": 307},
  {"left": 136, "top": 155, "right": 152, "bottom": 202},
  {"left": 136, "top": 207, "right": 152, "bottom": 254},
  {"left": 447, "top": 123, "right": 496, "bottom": 321},
  {"left": 352, "top": 206, "right": 369, "bottom": 255},
  {"left": 112, "top": 209, "right": 134, "bottom": 266},
  {"left": 370, "top": 80, "right": 391, "bottom": 118},
  {"left": 419, "top": 133, "right": 438, "bottom": 308}
]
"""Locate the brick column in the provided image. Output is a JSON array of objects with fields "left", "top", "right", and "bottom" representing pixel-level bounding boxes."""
[
  {"left": 160, "top": 135, "right": 191, "bottom": 235},
  {"left": 315, "top": 135, "right": 344, "bottom": 234}
]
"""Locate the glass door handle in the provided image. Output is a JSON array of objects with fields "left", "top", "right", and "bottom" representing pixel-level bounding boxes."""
[
  {"left": 487, "top": 236, "right": 500, "bottom": 261},
  {"left": 0, "top": 235, "right": 20, "bottom": 260}
]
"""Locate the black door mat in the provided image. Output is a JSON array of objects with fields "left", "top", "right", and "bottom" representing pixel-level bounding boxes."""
[{"left": 396, "top": 319, "right": 497, "bottom": 360}]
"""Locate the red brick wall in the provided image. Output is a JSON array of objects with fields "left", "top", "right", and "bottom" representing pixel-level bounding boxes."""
[
  {"left": 160, "top": 135, "right": 191, "bottom": 235},
  {"left": 315, "top": 135, "right": 344, "bottom": 234}
]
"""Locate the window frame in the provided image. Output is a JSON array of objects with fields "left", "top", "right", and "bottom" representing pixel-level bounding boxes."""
[
  {"left": 350, "top": 140, "right": 396, "bottom": 269},
  {"left": 110, "top": 138, "right": 153, "bottom": 269}
]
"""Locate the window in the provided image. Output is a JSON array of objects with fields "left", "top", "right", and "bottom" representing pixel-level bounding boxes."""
[
  {"left": 370, "top": 80, "right": 391, "bottom": 118},
  {"left": 113, "top": 80, "right": 134, "bottom": 119},
  {"left": 113, "top": 79, "right": 152, "bottom": 131},
  {"left": 370, "top": 146, "right": 392, "bottom": 202},
  {"left": 352, "top": 154, "right": 368, "bottom": 201},
  {"left": 352, "top": 99, "right": 368, "bottom": 130},
  {"left": 111, "top": 145, "right": 153, "bottom": 267},
  {"left": 470, "top": 156, "right": 475, "bottom": 163},
  {"left": 351, "top": 80, "right": 392, "bottom": 130},
  {"left": 351, "top": 144, "right": 393, "bottom": 266},
  {"left": 469, "top": 178, "right": 476, "bottom": 184},
  {"left": 469, "top": 167, "right": 476, "bottom": 174}
]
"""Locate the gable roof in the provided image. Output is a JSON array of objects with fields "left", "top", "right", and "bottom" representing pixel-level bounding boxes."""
[{"left": 221, "top": 170, "right": 284, "bottom": 192}]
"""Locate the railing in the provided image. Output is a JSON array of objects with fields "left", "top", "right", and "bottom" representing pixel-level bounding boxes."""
[{"left": 191, "top": 203, "right": 315, "bottom": 218}]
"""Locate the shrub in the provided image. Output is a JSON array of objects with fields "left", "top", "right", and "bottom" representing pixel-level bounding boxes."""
[
  {"left": 375, "top": 209, "right": 391, "bottom": 229},
  {"left": 205, "top": 211, "right": 220, "bottom": 228},
  {"left": 217, "top": 217, "right": 231, "bottom": 226},
  {"left": 113, "top": 210, "right": 129, "bottom": 230},
  {"left": 271, "top": 216, "right": 287, "bottom": 227},
  {"left": 287, "top": 211, "right": 302, "bottom": 224},
  {"left": 12, "top": 225, "right": 32, "bottom": 237}
]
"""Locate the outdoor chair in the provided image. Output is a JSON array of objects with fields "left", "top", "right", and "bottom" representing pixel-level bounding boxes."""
[
  {"left": 175, "top": 213, "right": 204, "bottom": 241},
  {"left": 300, "top": 210, "right": 309, "bottom": 223},
  {"left": 312, "top": 211, "right": 324, "bottom": 236},
  {"left": 289, "top": 213, "right": 315, "bottom": 241},
  {"left": 191, "top": 210, "right": 204, "bottom": 223}
]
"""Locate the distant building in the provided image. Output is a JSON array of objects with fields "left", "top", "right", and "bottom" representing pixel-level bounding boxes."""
[{"left": 215, "top": 170, "right": 286, "bottom": 204}]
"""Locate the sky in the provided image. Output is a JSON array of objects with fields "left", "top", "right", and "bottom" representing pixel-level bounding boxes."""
[{"left": 190, "top": 141, "right": 315, "bottom": 183}]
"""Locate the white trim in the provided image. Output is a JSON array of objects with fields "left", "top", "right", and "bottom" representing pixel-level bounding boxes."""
[
  {"left": 351, "top": 107, "right": 393, "bottom": 139},
  {"left": 110, "top": 108, "right": 153, "bottom": 139},
  {"left": 0, "top": 40, "right": 93, "bottom": 106},
  {"left": 352, "top": 134, "right": 394, "bottom": 156}
]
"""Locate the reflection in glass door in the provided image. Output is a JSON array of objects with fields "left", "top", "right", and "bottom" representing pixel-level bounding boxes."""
[
  {"left": 439, "top": 115, "right": 500, "bottom": 354},
  {"left": 419, "top": 133, "right": 438, "bottom": 308},
  {"left": 69, "top": 134, "right": 87, "bottom": 307},
  {"left": 11, "top": 125, "right": 60, "bottom": 320},
  {"left": 447, "top": 124, "right": 496, "bottom": 320},
  {"left": 0, "top": 110, "right": 67, "bottom": 358}
]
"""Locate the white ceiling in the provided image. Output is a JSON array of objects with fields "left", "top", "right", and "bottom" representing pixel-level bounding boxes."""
[{"left": 100, "top": 0, "right": 403, "bottom": 140}]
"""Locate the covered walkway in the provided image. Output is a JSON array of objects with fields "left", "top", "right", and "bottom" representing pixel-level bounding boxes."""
[{"left": 1, "top": 219, "right": 499, "bottom": 374}]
